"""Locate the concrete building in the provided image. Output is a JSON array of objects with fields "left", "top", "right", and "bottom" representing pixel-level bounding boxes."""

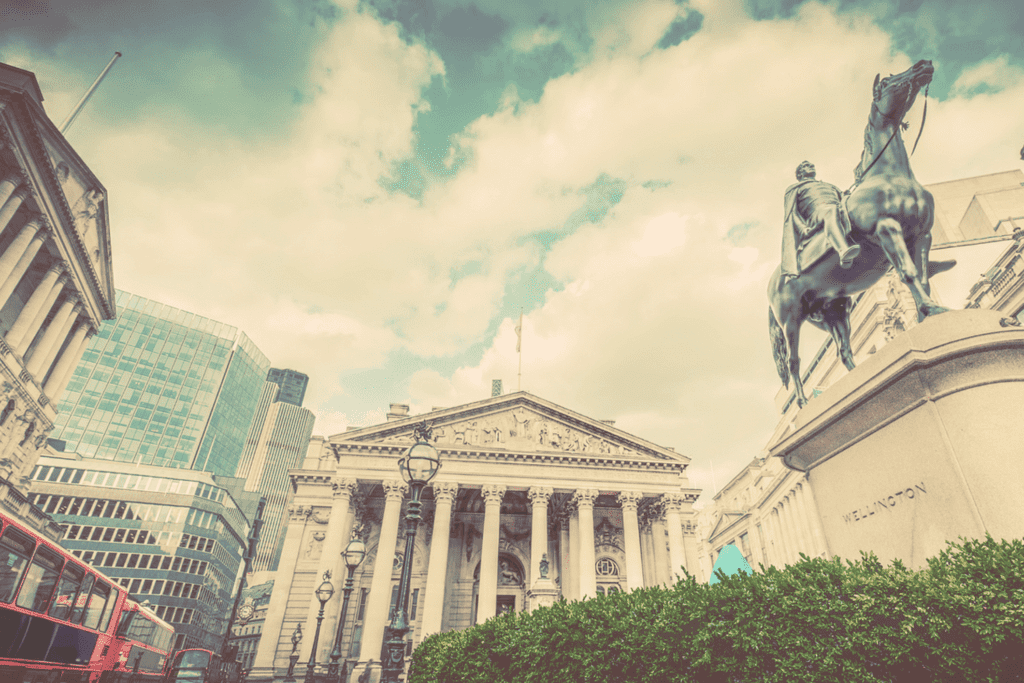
[
  {"left": 0, "top": 63, "right": 117, "bottom": 533},
  {"left": 237, "top": 381, "right": 316, "bottom": 573},
  {"left": 266, "top": 368, "right": 308, "bottom": 408},
  {"left": 696, "top": 169, "right": 1024, "bottom": 577},
  {"left": 27, "top": 450, "right": 259, "bottom": 650},
  {"left": 249, "top": 392, "right": 701, "bottom": 682},
  {"left": 49, "top": 290, "right": 272, "bottom": 478}
]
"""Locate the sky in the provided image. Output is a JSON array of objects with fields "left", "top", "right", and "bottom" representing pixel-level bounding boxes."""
[{"left": 2, "top": 0, "right": 1023, "bottom": 499}]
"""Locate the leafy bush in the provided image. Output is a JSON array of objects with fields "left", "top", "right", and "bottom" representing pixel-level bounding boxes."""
[{"left": 408, "top": 536, "right": 1024, "bottom": 683}]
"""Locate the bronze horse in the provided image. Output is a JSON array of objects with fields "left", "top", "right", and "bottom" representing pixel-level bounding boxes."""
[{"left": 768, "top": 60, "right": 955, "bottom": 407}]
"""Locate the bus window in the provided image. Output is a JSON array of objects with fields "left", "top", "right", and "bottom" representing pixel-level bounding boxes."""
[
  {"left": 48, "top": 561, "right": 86, "bottom": 620},
  {"left": 0, "top": 525, "right": 33, "bottom": 602},
  {"left": 15, "top": 545, "right": 62, "bottom": 613},
  {"left": 83, "top": 580, "right": 112, "bottom": 630},
  {"left": 70, "top": 573, "right": 95, "bottom": 624}
]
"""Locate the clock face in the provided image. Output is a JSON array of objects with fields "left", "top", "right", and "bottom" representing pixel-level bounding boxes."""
[{"left": 238, "top": 604, "right": 255, "bottom": 621}]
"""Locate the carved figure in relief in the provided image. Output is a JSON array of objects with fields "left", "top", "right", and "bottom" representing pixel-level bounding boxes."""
[
  {"left": 536, "top": 421, "right": 549, "bottom": 447},
  {"left": 54, "top": 161, "right": 70, "bottom": 185},
  {"left": 464, "top": 421, "right": 479, "bottom": 445},
  {"left": 511, "top": 407, "right": 530, "bottom": 438},
  {"left": 499, "top": 560, "right": 522, "bottom": 586},
  {"left": 451, "top": 422, "right": 468, "bottom": 445},
  {"left": 305, "top": 531, "right": 325, "bottom": 558},
  {"left": 72, "top": 189, "right": 102, "bottom": 234}
]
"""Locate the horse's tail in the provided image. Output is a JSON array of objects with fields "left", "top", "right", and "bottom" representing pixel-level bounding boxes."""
[{"left": 769, "top": 307, "right": 790, "bottom": 388}]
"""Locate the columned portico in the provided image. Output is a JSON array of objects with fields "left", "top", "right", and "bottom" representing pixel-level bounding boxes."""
[
  {"left": 259, "top": 392, "right": 701, "bottom": 683},
  {"left": 6, "top": 264, "right": 64, "bottom": 352},
  {"left": 0, "top": 218, "right": 45, "bottom": 304},
  {"left": 476, "top": 484, "right": 506, "bottom": 624}
]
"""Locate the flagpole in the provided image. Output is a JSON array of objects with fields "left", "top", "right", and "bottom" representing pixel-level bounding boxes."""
[
  {"left": 517, "top": 310, "right": 523, "bottom": 392},
  {"left": 60, "top": 51, "right": 122, "bottom": 135}
]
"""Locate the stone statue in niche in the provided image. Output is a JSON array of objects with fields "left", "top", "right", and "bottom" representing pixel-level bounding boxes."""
[
  {"left": 72, "top": 189, "right": 102, "bottom": 234},
  {"left": 539, "top": 553, "right": 549, "bottom": 579},
  {"left": 499, "top": 560, "right": 523, "bottom": 586}
]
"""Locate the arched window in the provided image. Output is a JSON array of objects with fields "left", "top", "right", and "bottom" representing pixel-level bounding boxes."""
[{"left": 596, "top": 558, "right": 618, "bottom": 576}]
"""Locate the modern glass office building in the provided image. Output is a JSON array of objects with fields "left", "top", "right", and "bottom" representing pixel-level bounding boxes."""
[
  {"left": 28, "top": 453, "right": 260, "bottom": 650},
  {"left": 49, "top": 291, "right": 271, "bottom": 478},
  {"left": 265, "top": 368, "right": 309, "bottom": 407}
]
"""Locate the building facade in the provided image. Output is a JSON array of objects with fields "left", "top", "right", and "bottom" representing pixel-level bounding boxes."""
[
  {"left": 237, "top": 381, "right": 316, "bottom": 573},
  {"left": 27, "top": 450, "right": 257, "bottom": 650},
  {"left": 0, "top": 63, "right": 116, "bottom": 531},
  {"left": 266, "top": 368, "right": 308, "bottom": 408},
  {"left": 49, "top": 290, "right": 271, "bottom": 477},
  {"left": 249, "top": 392, "right": 701, "bottom": 682},
  {"left": 696, "top": 169, "right": 1024, "bottom": 576},
  {"left": 228, "top": 579, "right": 274, "bottom": 671}
]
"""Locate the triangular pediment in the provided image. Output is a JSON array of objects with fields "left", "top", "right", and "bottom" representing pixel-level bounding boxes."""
[
  {"left": 708, "top": 511, "right": 747, "bottom": 541},
  {"left": 330, "top": 392, "right": 688, "bottom": 465}
]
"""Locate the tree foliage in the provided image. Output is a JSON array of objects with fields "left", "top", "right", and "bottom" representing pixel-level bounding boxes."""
[{"left": 408, "top": 536, "right": 1024, "bottom": 683}]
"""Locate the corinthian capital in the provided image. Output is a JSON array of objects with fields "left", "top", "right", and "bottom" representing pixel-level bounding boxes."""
[
  {"left": 617, "top": 491, "right": 643, "bottom": 511},
  {"left": 573, "top": 489, "right": 599, "bottom": 508},
  {"left": 382, "top": 479, "right": 408, "bottom": 502},
  {"left": 481, "top": 484, "right": 506, "bottom": 506},
  {"left": 527, "top": 486, "right": 553, "bottom": 507},
  {"left": 432, "top": 481, "right": 459, "bottom": 505},
  {"left": 332, "top": 478, "right": 358, "bottom": 500},
  {"left": 661, "top": 492, "right": 685, "bottom": 512}
]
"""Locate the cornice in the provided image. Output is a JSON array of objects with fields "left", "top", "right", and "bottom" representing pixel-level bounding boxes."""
[{"left": 0, "top": 88, "right": 114, "bottom": 322}]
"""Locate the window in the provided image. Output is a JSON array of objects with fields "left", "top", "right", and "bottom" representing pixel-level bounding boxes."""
[
  {"left": 0, "top": 526, "right": 34, "bottom": 603},
  {"left": 410, "top": 589, "right": 419, "bottom": 621},
  {"left": 17, "top": 545, "right": 63, "bottom": 613},
  {"left": 49, "top": 562, "right": 86, "bottom": 621},
  {"left": 355, "top": 588, "right": 369, "bottom": 620},
  {"left": 596, "top": 558, "right": 619, "bottom": 576}
]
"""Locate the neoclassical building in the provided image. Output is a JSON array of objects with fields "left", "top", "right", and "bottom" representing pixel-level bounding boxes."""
[
  {"left": 249, "top": 392, "right": 700, "bottom": 681},
  {"left": 0, "top": 62, "right": 115, "bottom": 536}
]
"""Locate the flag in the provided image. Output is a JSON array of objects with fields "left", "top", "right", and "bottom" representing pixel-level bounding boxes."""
[{"left": 514, "top": 312, "right": 522, "bottom": 352}]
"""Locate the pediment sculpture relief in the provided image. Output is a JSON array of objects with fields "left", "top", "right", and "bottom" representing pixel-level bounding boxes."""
[{"left": 424, "top": 409, "right": 637, "bottom": 455}]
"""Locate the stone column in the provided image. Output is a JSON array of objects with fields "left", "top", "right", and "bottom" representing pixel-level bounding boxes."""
[
  {"left": 662, "top": 493, "right": 687, "bottom": 581},
  {"left": 421, "top": 481, "right": 458, "bottom": 637},
  {"left": 651, "top": 517, "right": 670, "bottom": 586},
  {"left": 250, "top": 506, "right": 310, "bottom": 677},
  {"left": 782, "top": 497, "right": 803, "bottom": 563},
  {"left": 558, "top": 517, "right": 570, "bottom": 601},
  {"left": 789, "top": 490, "right": 813, "bottom": 560},
  {"left": 0, "top": 173, "right": 23, "bottom": 214},
  {"left": 6, "top": 264, "right": 64, "bottom": 352},
  {"left": 29, "top": 303, "right": 80, "bottom": 381},
  {"left": 358, "top": 480, "right": 407, "bottom": 662},
  {"left": 0, "top": 218, "right": 45, "bottom": 303},
  {"left": 26, "top": 298, "right": 79, "bottom": 378},
  {"left": 475, "top": 484, "right": 505, "bottom": 624},
  {"left": 567, "top": 509, "right": 580, "bottom": 600},
  {"left": 43, "top": 323, "right": 91, "bottom": 399},
  {"left": 639, "top": 522, "right": 655, "bottom": 587},
  {"left": 306, "top": 479, "right": 357, "bottom": 668},
  {"left": 0, "top": 184, "right": 30, "bottom": 235},
  {"left": 682, "top": 520, "right": 701, "bottom": 579},
  {"left": 358, "top": 479, "right": 405, "bottom": 663},
  {"left": 527, "top": 487, "right": 552, "bottom": 587},
  {"left": 617, "top": 491, "right": 644, "bottom": 591},
  {"left": 573, "top": 489, "right": 598, "bottom": 599},
  {"left": 774, "top": 505, "right": 794, "bottom": 565}
]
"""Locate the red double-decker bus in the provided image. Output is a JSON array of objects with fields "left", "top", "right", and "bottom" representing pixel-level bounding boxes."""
[
  {"left": 99, "top": 599, "right": 174, "bottom": 682},
  {"left": 0, "top": 510, "right": 173, "bottom": 682}
]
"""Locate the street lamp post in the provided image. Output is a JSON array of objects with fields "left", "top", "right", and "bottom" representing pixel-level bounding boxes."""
[
  {"left": 303, "top": 572, "right": 336, "bottom": 683},
  {"left": 381, "top": 421, "right": 441, "bottom": 683},
  {"left": 328, "top": 537, "right": 367, "bottom": 682}
]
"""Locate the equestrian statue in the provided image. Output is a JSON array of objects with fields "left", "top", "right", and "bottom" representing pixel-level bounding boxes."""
[{"left": 768, "top": 59, "right": 956, "bottom": 408}]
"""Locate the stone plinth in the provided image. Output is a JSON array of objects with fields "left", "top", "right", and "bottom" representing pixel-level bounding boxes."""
[
  {"left": 527, "top": 578, "right": 559, "bottom": 611},
  {"left": 770, "top": 309, "right": 1024, "bottom": 569}
]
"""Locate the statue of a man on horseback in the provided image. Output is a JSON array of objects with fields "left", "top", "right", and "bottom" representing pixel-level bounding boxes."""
[
  {"left": 768, "top": 59, "right": 955, "bottom": 409},
  {"left": 780, "top": 161, "right": 860, "bottom": 284}
]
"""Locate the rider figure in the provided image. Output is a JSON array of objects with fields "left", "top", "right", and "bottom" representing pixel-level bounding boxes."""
[{"left": 781, "top": 161, "right": 859, "bottom": 284}]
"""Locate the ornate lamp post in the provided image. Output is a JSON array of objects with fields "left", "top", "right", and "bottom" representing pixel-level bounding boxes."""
[
  {"left": 303, "top": 572, "right": 336, "bottom": 683},
  {"left": 328, "top": 536, "right": 367, "bottom": 682},
  {"left": 381, "top": 422, "right": 441, "bottom": 683}
]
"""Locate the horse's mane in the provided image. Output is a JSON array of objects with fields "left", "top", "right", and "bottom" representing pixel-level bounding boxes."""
[{"left": 853, "top": 124, "right": 872, "bottom": 182}]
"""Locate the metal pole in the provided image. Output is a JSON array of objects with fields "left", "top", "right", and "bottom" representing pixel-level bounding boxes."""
[
  {"left": 382, "top": 482, "right": 424, "bottom": 683},
  {"left": 60, "top": 51, "right": 122, "bottom": 135},
  {"left": 304, "top": 599, "right": 329, "bottom": 683},
  {"left": 328, "top": 566, "right": 357, "bottom": 681},
  {"left": 222, "top": 499, "right": 265, "bottom": 661}
]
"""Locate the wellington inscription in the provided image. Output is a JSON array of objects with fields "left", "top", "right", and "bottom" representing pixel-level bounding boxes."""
[{"left": 842, "top": 482, "right": 927, "bottom": 524}]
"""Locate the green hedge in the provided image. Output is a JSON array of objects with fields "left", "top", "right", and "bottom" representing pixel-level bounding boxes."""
[{"left": 409, "top": 536, "right": 1024, "bottom": 683}]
